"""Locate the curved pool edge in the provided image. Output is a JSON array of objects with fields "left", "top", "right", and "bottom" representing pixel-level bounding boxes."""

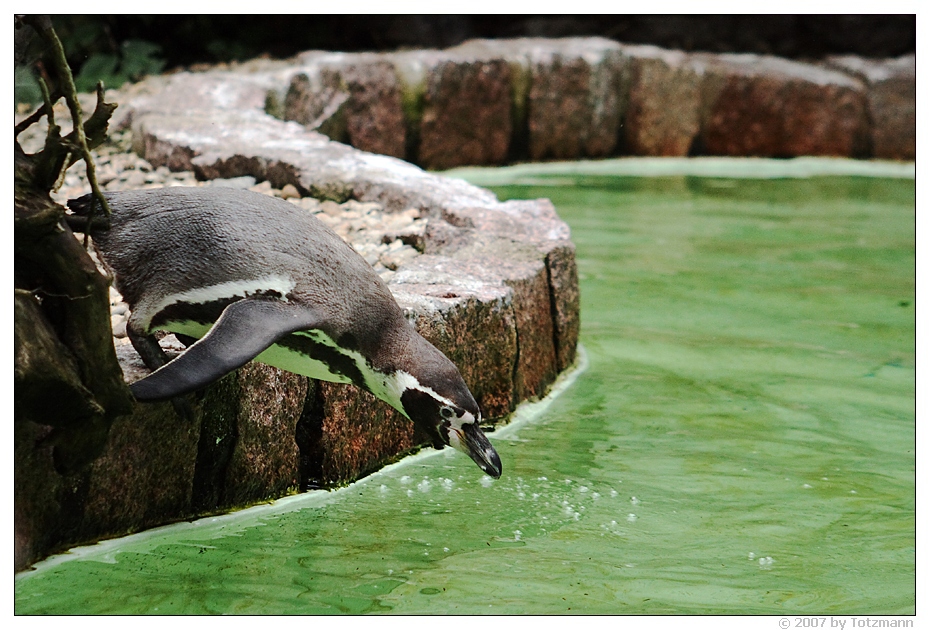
[
  {"left": 442, "top": 156, "right": 916, "bottom": 185},
  {"left": 15, "top": 345, "right": 590, "bottom": 579}
]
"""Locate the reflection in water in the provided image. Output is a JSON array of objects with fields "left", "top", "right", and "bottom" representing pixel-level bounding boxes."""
[{"left": 15, "top": 169, "right": 915, "bottom": 615}]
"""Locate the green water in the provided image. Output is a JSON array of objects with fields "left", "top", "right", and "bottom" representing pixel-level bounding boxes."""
[{"left": 15, "top": 164, "right": 915, "bottom": 615}]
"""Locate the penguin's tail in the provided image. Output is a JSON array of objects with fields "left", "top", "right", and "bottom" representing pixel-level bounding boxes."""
[{"left": 66, "top": 193, "right": 111, "bottom": 233}]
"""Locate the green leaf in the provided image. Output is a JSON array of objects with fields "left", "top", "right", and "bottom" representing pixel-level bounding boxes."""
[
  {"left": 74, "top": 53, "right": 119, "bottom": 92},
  {"left": 119, "top": 39, "right": 165, "bottom": 80},
  {"left": 15, "top": 66, "right": 42, "bottom": 107}
]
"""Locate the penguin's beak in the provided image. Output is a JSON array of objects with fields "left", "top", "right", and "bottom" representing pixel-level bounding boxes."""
[{"left": 459, "top": 422, "right": 502, "bottom": 479}]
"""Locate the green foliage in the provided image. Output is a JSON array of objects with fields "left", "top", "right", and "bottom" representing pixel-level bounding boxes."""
[
  {"left": 15, "top": 67, "right": 43, "bottom": 108},
  {"left": 72, "top": 39, "right": 165, "bottom": 93},
  {"left": 16, "top": 17, "right": 166, "bottom": 108}
]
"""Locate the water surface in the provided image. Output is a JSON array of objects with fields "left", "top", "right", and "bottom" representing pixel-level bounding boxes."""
[{"left": 15, "top": 161, "right": 915, "bottom": 614}]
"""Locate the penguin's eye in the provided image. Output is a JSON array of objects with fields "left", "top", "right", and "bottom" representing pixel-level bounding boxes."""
[{"left": 440, "top": 406, "right": 455, "bottom": 419}]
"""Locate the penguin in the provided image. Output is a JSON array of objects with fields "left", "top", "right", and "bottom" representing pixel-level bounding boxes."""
[{"left": 67, "top": 186, "right": 502, "bottom": 478}]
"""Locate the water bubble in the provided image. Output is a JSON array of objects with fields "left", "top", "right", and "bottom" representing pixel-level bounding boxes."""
[
  {"left": 564, "top": 479, "right": 573, "bottom": 485},
  {"left": 443, "top": 547, "right": 450, "bottom": 552},
  {"left": 537, "top": 476, "right": 548, "bottom": 481},
  {"left": 514, "top": 530, "right": 522, "bottom": 541},
  {"left": 759, "top": 556, "right": 774, "bottom": 569},
  {"left": 748, "top": 552, "right": 755, "bottom": 559},
  {"left": 579, "top": 486, "right": 589, "bottom": 493},
  {"left": 610, "top": 520, "right": 618, "bottom": 526},
  {"left": 440, "top": 478, "right": 454, "bottom": 491},
  {"left": 850, "top": 490, "right": 857, "bottom": 494},
  {"left": 479, "top": 476, "right": 494, "bottom": 488},
  {"left": 400, "top": 476, "right": 411, "bottom": 484},
  {"left": 532, "top": 493, "right": 540, "bottom": 500},
  {"left": 418, "top": 479, "right": 431, "bottom": 493},
  {"left": 626, "top": 513, "right": 638, "bottom": 522},
  {"left": 821, "top": 477, "right": 829, "bottom": 481},
  {"left": 610, "top": 490, "right": 618, "bottom": 497},
  {"left": 802, "top": 483, "right": 813, "bottom": 489},
  {"left": 406, "top": 489, "right": 414, "bottom": 498},
  {"left": 592, "top": 492, "right": 600, "bottom": 500},
  {"left": 379, "top": 484, "right": 388, "bottom": 493},
  {"left": 630, "top": 496, "right": 640, "bottom": 506}
]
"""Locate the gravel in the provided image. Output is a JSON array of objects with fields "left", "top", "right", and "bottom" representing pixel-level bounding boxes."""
[{"left": 17, "top": 102, "right": 428, "bottom": 344}]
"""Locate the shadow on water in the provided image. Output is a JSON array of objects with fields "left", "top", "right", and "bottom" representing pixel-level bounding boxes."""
[{"left": 15, "top": 165, "right": 915, "bottom": 615}]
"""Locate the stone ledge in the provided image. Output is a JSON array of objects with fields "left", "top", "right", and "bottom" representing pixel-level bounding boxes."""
[
  {"left": 15, "top": 52, "right": 580, "bottom": 569},
  {"left": 274, "top": 37, "right": 913, "bottom": 167}
]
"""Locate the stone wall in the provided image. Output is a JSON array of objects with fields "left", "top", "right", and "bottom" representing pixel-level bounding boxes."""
[{"left": 275, "top": 38, "right": 914, "bottom": 166}]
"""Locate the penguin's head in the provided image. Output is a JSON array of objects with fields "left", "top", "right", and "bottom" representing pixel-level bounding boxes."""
[
  {"left": 400, "top": 385, "right": 502, "bottom": 479},
  {"left": 395, "top": 339, "right": 502, "bottom": 478}
]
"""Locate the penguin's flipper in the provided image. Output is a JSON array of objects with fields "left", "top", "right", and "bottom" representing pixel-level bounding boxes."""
[{"left": 131, "top": 298, "right": 322, "bottom": 401}]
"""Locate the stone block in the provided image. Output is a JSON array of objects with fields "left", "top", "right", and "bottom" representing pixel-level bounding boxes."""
[
  {"left": 391, "top": 256, "right": 518, "bottom": 418},
  {"left": 693, "top": 53, "right": 869, "bottom": 158},
  {"left": 825, "top": 54, "right": 915, "bottom": 160},
  {"left": 523, "top": 38, "right": 626, "bottom": 160},
  {"left": 284, "top": 54, "right": 407, "bottom": 159},
  {"left": 305, "top": 382, "right": 416, "bottom": 487},
  {"left": 391, "top": 50, "right": 514, "bottom": 169},
  {"left": 620, "top": 44, "right": 701, "bottom": 156},
  {"left": 81, "top": 397, "right": 199, "bottom": 533},
  {"left": 492, "top": 256, "right": 557, "bottom": 401},
  {"left": 545, "top": 241, "right": 581, "bottom": 371},
  {"left": 436, "top": 198, "right": 579, "bottom": 375},
  {"left": 221, "top": 363, "right": 308, "bottom": 506}
]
